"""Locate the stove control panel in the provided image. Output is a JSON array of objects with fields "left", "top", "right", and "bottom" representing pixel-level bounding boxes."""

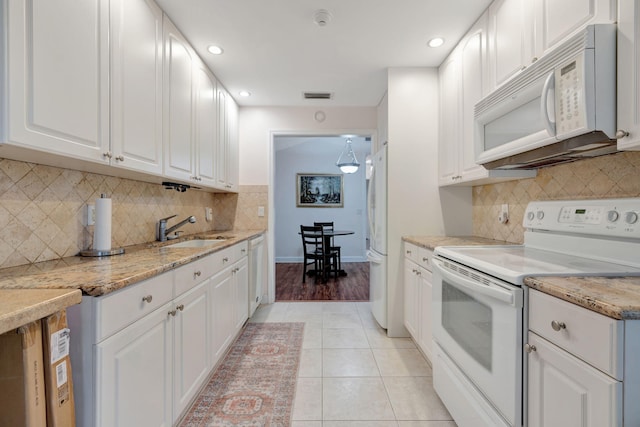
[{"left": 524, "top": 198, "right": 640, "bottom": 238}]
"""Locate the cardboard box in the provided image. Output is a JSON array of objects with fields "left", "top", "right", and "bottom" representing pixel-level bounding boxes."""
[
  {"left": 0, "top": 321, "right": 47, "bottom": 427},
  {"left": 42, "top": 310, "right": 76, "bottom": 427}
]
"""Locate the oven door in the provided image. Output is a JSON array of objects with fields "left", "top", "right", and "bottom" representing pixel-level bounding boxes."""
[{"left": 432, "top": 256, "right": 524, "bottom": 426}]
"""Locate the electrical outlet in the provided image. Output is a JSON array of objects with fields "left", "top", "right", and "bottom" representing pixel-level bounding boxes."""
[
  {"left": 87, "top": 204, "right": 96, "bottom": 226},
  {"left": 257, "top": 206, "right": 265, "bottom": 217},
  {"left": 498, "top": 204, "right": 509, "bottom": 224},
  {"left": 205, "top": 207, "right": 213, "bottom": 222}
]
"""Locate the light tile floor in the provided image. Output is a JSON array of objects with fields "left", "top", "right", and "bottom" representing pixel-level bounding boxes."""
[{"left": 249, "top": 301, "right": 458, "bottom": 427}]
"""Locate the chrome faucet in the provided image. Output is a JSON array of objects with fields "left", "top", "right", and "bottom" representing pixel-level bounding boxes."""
[{"left": 157, "top": 215, "right": 196, "bottom": 242}]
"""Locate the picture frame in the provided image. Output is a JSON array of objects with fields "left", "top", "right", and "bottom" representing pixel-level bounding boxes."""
[{"left": 296, "top": 173, "right": 344, "bottom": 208}]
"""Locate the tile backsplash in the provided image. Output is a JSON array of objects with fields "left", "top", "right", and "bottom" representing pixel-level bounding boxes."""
[
  {"left": 473, "top": 151, "right": 640, "bottom": 243},
  {"left": 0, "top": 158, "right": 267, "bottom": 269}
]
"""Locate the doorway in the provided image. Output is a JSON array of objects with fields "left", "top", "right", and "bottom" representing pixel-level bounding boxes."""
[{"left": 272, "top": 134, "right": 371, "bottom": 301}]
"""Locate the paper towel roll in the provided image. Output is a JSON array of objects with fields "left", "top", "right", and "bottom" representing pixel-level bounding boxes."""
[{"left": 94, "top": 195, "right": 112, "bottom": 251}]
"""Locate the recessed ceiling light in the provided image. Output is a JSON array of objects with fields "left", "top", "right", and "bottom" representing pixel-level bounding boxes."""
[
  {"left": 239, "top": 90, "right": 251, "bottom": 97},
  {"left": 427, "top": 37, "right": 445, "bottom": 48},
  {"left": 207, "top": 45, "right": 224, "bottom": 55}
]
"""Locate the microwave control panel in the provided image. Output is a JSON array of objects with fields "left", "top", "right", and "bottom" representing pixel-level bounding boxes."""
[
  {"left": 524, "top": 198, "right": 640, "bottom": 238},
  {"left": 555, "top": 52, "right": 588, "bottom": 137}
]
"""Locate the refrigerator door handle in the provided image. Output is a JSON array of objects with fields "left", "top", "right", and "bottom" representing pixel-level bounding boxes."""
[
  {"left": 367, "top": 250, "right": 383, "bottom": 264},
  {"left": 367, "top": 160, "right": 376, "bottom": 241}
]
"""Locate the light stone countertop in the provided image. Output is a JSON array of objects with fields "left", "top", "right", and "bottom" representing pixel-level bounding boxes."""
[
  {"left": 525, "top": 276, "right": 640, "bottom": 320},
  {"left": 402, "top": 235, "right": 510, "bottom": 250},
  {"left": 0, "top": 230, "right": 264, "bottom": 297},
  {"left": 0, "top": 288, "right": 82, "bottom": 335}
]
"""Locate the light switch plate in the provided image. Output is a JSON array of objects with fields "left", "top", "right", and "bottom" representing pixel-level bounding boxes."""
[
  {"left": 87, "top": 204, "right": 95, "bottom": 226},
  {"left": 257, "top": 206, "right": 265, "bottom": 217}
]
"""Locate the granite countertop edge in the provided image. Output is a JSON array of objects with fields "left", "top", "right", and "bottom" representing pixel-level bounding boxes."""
[
  {"left": 0, "top": 229, "right": 266, "bottom": 298},
  {"left": 0, "top": 289, "right": 82, "bottom": 335},
  {"left": 402, "top": 235, "right": 510, "bottom": 250}
]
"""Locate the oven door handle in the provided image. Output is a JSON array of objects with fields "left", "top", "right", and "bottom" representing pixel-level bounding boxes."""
[{"left": 433, "top": 259, "right": 515, "bottom": 305}]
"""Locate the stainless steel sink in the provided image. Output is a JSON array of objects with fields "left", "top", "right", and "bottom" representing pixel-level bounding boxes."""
[{"left": 164, "top": 239, "right": 226, "bottom": 249}]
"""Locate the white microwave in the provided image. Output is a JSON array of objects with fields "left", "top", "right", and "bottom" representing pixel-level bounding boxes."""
[{"left": 475, "top": 24, "right": 617, "bottom": 170}]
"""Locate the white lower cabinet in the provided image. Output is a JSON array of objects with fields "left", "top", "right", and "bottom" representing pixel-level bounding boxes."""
[
  {"left": 526, "top": 288, "right": 627, "bottom": 427},
  {"left": 403, "top": 242, "right": 433, "bottom": 362},
  {"left": 527, "top": 332, "right": 621, "bottom": 427},
  {"left": 68, "top": 242, "right": 249, "bottom": 427},
  {"left": 96, "top": 301, "right": 173, "bottom": 427}
]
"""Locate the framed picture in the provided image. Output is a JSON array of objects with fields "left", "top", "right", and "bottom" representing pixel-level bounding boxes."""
[{"left": 296, "top": 173, "right": 344, "bottom": 208}]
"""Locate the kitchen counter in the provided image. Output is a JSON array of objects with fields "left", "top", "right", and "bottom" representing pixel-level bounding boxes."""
[
  {"left": 0, "top": 288, "right": 81, "bottom": 335},
  {"left": 403, "top": 235, "right": 509, "bottom": 250},
  {"left": 0, "top": 230, "right": 264, "bottom": 297},
  {"left": 525, "top": 276, "right": 640, "bottom": 320}
]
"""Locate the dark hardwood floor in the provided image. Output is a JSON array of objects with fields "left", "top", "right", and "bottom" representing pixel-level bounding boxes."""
[{"left": 275, "top": 262, "right": 370, "bottom": 301}]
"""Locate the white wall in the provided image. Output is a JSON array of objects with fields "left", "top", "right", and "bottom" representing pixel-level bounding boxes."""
[
  {"left": 384, "top": 68, "right": 472, "bottom": 337},
  {"left": 274, "top": 136, "right": 370, "bottom": 263}
]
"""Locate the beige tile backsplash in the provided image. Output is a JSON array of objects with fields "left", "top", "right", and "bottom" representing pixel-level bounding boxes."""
[
  {"left": 472, "top": 151, "right": 640, "bottom": 243},
  {"left": 0, "top": 158, "right": 268, "bottom": 269}
]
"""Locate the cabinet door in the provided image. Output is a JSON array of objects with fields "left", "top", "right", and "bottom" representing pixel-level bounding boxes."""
[
  {"left": 527, "top": 332, "right": 621, "bottom": 427},
  {"left": 110, "top": 0, "right": 163, "bottom": 175},
  {"left": 5, "top": 0, "right": 109, "bottom": 162},
  {"left": 403, "top": 258, "right": 419, "bottom": 339},
  {"left": 459, "top": 13, "right": 490, "bottom": 182},
  {"left": 438, "top": 53, "right": 461, "bottom": 186},
  {"left": 488, "top": 0, "right": 535, "bottom": 88},
  {"left": 173, "top": 281, "right": 210, "bottom": 422},
  {"left": 536, "top": 0, "right": 616, "bottom": 57},
  {"left": 163, "top": 16, "right": 195, "bottom": 181},
  {"left": 210, "top": 268, "right": 235, "bottom": 367},
  {"left": 418, "top": 267, "right": 433, "bottom": 363},
  {"left": 215, "top": 87, "right": 229, "bottom": 189},
  {"left": 96, "top": 303, "right": 173, "bottom": 427},
  {"left": 193, "top": 60, "right": 218, "bottom": 185},
  {"left": 617, "top": 0, "right": 640, "bottom": 151},
  {"left": 226, "top": 97, "right": 240, "bottom": 192},
  {"left": 234, "top": 257, "right": 249, "bottom": 331}
]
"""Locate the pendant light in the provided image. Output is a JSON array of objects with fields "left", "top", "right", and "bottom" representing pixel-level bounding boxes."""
[{"left": 336, "top": 138, "right": 360, "bottom": 174}]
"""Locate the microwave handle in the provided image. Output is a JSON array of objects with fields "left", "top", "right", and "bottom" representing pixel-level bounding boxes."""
[{"left": 541, "top": 71, "right": 556, "bottom": 136}]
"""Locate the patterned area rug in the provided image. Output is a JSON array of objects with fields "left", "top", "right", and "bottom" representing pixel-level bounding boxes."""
[{"left": 179, "top": 322, "right": 304, "bottom": 427}]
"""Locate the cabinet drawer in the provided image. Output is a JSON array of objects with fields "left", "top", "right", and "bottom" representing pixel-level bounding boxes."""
[
  {"left": 95, "top": 273, "right": 173, "bottom": 342},
  {"left": 233, "top": 241, "right": 248, "bottom": 260},
  {"left": 174, "top": 254, "right": 215, "bottom": 296},
  {"left": 417, "top": 247, "right": 433, "bottom": 271},
  {"left": 404, "top": 242, "right": 419, "bottom": 263},
  {"left": 529, "top": 289, "right": 623, "bottom": 379}
]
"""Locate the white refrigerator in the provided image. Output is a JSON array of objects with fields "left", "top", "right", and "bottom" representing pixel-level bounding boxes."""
[{"left": 367, "top": 144, "right": 387, "bottom": 328}]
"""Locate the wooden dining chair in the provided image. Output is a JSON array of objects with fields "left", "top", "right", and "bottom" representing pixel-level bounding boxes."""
[
  {"left": 314, "top": 222, "right": 341, "bottom": 273},
  {"left": 300, "top": 225, "right": 339, "bottom": 283}
]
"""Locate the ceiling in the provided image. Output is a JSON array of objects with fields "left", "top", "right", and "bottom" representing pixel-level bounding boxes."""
[{"left": 155, "top": 0, "right": 492, "bottom": 107}]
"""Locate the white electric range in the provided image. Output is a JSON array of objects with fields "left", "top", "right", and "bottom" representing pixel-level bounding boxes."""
[{"left": 431, "top": 198, "right": 640, "bottom": 427}]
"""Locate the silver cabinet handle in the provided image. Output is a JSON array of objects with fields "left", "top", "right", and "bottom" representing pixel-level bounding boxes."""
[
  {"left": 241, "top": 249, "right": 246, "bottom": 254},
  {"left": 422, "top": 257, "right": 429, "bottom": 263},
  {"left": 616, "top": 129, "right": 630, "bottom": 139},
  {"left": 525, "top": 343, "right": 537, "bottom": 353},
  {"left": 168, "top": 309, "right": 177, "bottom": 317},
  {"left": 194, "top": 271, "right": 202, "bottom": 278},
  {"left": 115, "top": 155, "right": 124, "bottom": 162},
  {"left": 176, "top": 304, "right": 184, "bottom": 311},
  {"left": 551, "top": 320, "right": 566, "bottom": 331},
  {"left": 142, "top": 295, "right": 153, "bottom": 303},
  {"left": 406, "top": 250, "right": 412, "bottom": 255},
  {"left": 223, "top": 257, "right": 229, "bottom": 263},
  {"left": 103, "top": 151, "right": 112, "bottom": 159}
]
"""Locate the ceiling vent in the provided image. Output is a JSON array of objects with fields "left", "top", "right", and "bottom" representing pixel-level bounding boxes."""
[{"left": 303, "top": 92, "right": 333, "bottom": 100}]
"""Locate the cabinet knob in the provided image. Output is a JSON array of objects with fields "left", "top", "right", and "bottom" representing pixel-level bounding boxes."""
[
  {"left": 241, "top": 249, "right": 246, "bottom": 254},
  {"left": 531, "top": 57, "right": 538, "bottom": 63},
  {"left": 194, "top": 271, "right": 202, "bottom": 278},
  {"left": 142, "top": 295, "right": 153, "bottom": 303},
  {"left": 176, "top": 304, "right": 184, "bottom": 311},
  {"left": 168, "top": 309, "right": 177, "bottom": 317},
  {"left": 616, "top": 129, "right": 630, "bottom": 139},
  {"left": 406, "top": 250, "right": 412, "bottom": 255},
  {"left": 102, "top": 151, "right": 112, "bottom": 159},
  {"left": 525, "top": 343, "right": 537, "bottom": 353},
  {"left": 551, "top": 320, "right": 566, "bottom": 331},
  {"left": 422, "top": 257, "right": 429, "bottom": 263},
  {"left": 114, "top": 155, "right": 124, "bottom": 162},
  {"left": 223, "top": 257, "right": 229, "bottom": 263}
]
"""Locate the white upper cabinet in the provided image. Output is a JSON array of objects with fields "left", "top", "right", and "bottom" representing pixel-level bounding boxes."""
[
  {"left": 3, "top": 0, "right": 110, "bottom": 162},
  {"left": 110, "top": 0, "right": 164, "bottom": 175},
  {"left": 163, "top": 16, "right": 196, "bottom": 182},
  {"left": 617, "top": 0, "right": 640, "bottom": 151},
  {"left": 193, "top": 59, "right": 219, "bottom": 186},
  {"left": 487, "top": 0, "right": 616, "bottom": 91},
  {"left": 214, "top": 87, "right": 239, "bottom": 192},
  {"left": 488, "top": 0, "right": 535, "bottom": 90},
  {"left": 439, "top": 12, "right": 536, "bottom": 186}
]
